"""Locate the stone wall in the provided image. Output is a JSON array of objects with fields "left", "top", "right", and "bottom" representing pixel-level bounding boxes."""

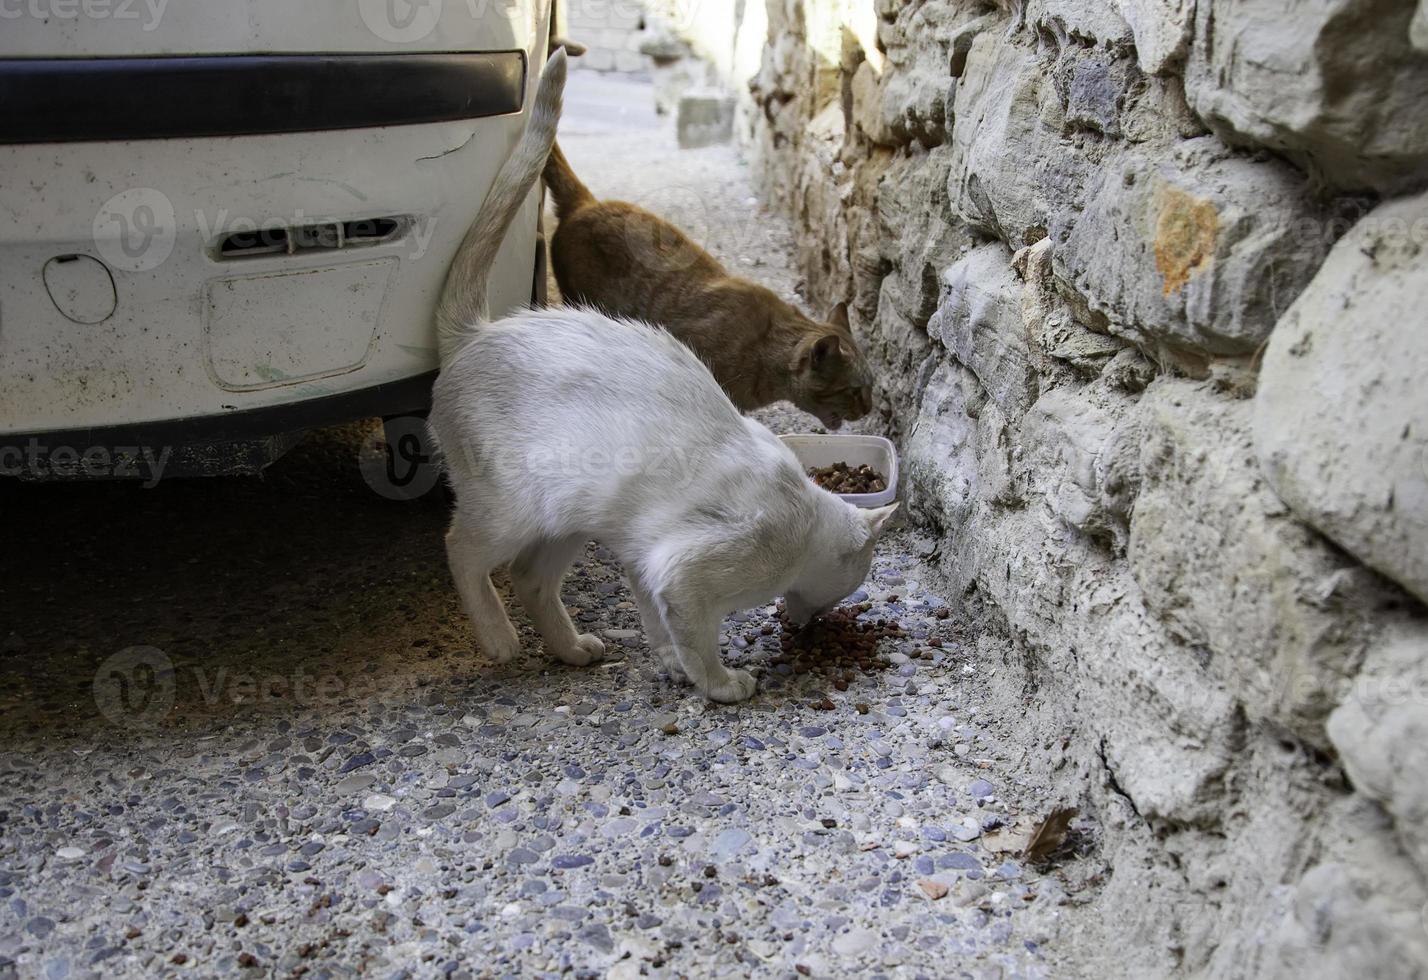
[
  {"left": 741, "top": 0, "right": 1428, "bottom": 974},
  {"left": 564, "top": 0, "right": 648, "bottom": 73}
]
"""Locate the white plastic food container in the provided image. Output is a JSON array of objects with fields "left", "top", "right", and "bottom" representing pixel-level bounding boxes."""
[{"left": 779, "top": 434, "right": 899, "bottom": 508}]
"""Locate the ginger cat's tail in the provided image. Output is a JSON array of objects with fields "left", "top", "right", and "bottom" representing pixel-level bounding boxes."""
[
  {"left": 542, "top": 141, "right": 595, "bottom": 220},
  {"left": 437, "top": 48, "right": 567, "bottom": 365}
]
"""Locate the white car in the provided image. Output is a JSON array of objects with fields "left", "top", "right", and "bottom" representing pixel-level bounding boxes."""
[{"left": 0, "top": 0, "right": 562, "bottom": 485}]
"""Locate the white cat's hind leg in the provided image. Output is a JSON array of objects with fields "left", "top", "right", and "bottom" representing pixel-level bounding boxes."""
[
  {"left": 446, "top": 514, "right": 522, "bottom": 663},
  {"left": 511, "top": 537, "right": 604, "bottom": 666}
]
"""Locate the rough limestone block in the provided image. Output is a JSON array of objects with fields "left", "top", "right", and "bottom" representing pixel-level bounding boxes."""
[
  {"left": 1185, "top": 0, "right": 1428, "bottom": 193},
  {"left": 875, "top": 150, "right": 969, "bottom": 324},
  {"left": 947, "top": 33, "right": 1098, "bottom": 245},
  {"left": 1327, "top": 620, "right": 1428, "bottom": 875},
  {"left": 1415, "top": 0, "right": 1428, "bottom": 49},
  {"left": 1021, "top": 385, "right": 1141, "bottom": 549},
  {"left": 1117, "top": 0, "right": 1193, "bottom": 73},
  {"left": 1055, "top": 137, "right": 1328, "bottom": 356},
  {"left": 1254, "top": 190, "right": 1428, "bottom": 604},
  {"left": 1260, "top": 860, "right": 1428, "bottom": 977},
  {"left": 1025, "top": 0, "right": 1135, "bottom": 48},
  {"left": 851, "top": 60, "right": 896, "bottom": 146},
  {"left": 1130, "top": 380, "right": 1389, "bottom": 745},
  {"left": 676, "top": 91, "right": 735, "bottom": 148},
  {"left": 928, "top": 243, "right": 1039, "bottom": 420}
]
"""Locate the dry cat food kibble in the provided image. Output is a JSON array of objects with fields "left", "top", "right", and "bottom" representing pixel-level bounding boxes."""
[
  {"left": 771, "top": 603, "right": 902, "bottom": 681},
  {"left": 808, "top": 462, "right": 888, "bottom": 495}
]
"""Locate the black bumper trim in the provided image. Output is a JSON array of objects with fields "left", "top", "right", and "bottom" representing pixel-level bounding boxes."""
[
  {"left": 0, "top": 52, "right": 526, "bottom": 144},
  {"left": 0, "top": 371, "right": 437, "bottom": 453}
]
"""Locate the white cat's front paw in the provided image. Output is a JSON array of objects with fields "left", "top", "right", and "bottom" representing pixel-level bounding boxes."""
[
  {"left": 706, "top": 668, "right": 757, "bottom": 704},
  {"left": 554, "top": 633, "right": 604, "bottom": 666},
  {"left": 654, "top": 646, "right": 689, "bottom": 684},
  {"left": 481, "top": 625, "right": 521, "bottom": 664}
]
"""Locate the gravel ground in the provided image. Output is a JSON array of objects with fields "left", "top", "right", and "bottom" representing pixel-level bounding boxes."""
[{"left": 0, "top": 73, "right": 1097, "bottom": 979}]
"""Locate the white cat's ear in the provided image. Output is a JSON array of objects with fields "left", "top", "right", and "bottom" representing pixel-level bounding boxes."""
[
  {"left": 861, "top": 502, "right": 899, "bottom": 540},
  {"left": 826, "top": 301, "right": 851, "bottom": 331}
]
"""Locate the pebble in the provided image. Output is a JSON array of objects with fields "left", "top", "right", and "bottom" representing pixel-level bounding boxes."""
[
  {"left": 363, "top": 794, "right": 397, "bottom": 812},
  {"left": 711, "top": 828, "right": 753, "bottom": 861},
  {"left": 832, "top": 928, "right": 879, "bottom": 956},
  {"left": 551, "top": 854, "right": 594, "bottom": 870},
  {"left": 917, "top": 880, "right": 950, "bottom": 900},
  {"left": 336, "top": 773, "right": 376, "bottom": 794}
]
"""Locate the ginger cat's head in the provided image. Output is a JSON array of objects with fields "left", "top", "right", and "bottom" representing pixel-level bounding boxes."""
[{"left": 787, "top": 302, "right": 874, "bottom": 429}]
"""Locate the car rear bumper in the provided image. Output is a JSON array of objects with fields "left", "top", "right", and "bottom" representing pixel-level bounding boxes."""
[{"left": 0, "top": 51, "right": 526, "bottom": 144}]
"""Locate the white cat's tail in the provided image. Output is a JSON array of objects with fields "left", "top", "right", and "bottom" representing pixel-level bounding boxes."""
[{"left": 436, "top": 48, "right": 567, "bottom": 365}]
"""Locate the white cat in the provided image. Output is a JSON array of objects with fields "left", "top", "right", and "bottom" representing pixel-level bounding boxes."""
[{"left": 428, "top": 50, "right": 897, "bottom": 703}]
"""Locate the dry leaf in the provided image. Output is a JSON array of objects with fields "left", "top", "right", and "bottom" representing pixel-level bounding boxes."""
[
  {"left": 1022, "top": 807, "right": 1078, "bottom": 864},
  {"left": 981, "top": 816, "right": 1036, "bottom": 855},
  {"left": 917, "top": 879, "right": 949, "bottom": 900}
]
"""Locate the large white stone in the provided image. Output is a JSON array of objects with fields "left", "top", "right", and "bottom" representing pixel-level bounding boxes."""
[
  {"left": 1327, "top": 621, "right": 1428, "bottom": 875},
  {"left": 928, "top": 244, "right": 1039, "bottom": 420},
  {"left": 1117, "top": 0, "right": 1193, "bottom": 73},
  {"left": 1131, "top": 381, "right": 1391, "bottom": 745},
  {"left": 1185, "top": 0, "right": 1428, "bottom": 193},
  {"left": 1254, "top": 190, "right": 1428, "bottom": 604}
]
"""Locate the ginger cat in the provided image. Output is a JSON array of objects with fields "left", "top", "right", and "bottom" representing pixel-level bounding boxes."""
[{"left": 543, "top": 142, "right": 874, "bottom": 429}]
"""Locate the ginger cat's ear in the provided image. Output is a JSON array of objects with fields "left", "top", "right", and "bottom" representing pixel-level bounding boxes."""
[
  {"left": 826, "top": 301, "right": 851, "bottom": 331},
  {"left": 861, "top": 503, "right": 899, "bottom": 540},
  {"left": 811, "top": 334, "right": 846, "bottom": 370}
]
